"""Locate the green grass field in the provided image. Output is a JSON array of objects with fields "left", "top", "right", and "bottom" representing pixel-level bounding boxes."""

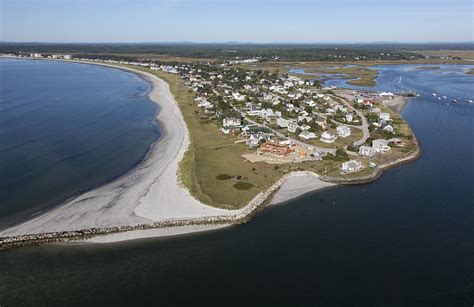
[{"left": 129, "top": 67, "right": 286, "bottom": 209}]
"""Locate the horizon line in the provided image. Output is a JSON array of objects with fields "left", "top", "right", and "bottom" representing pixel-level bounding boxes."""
[{"left": 1, "top": 40, "right": 474, "bottom": 45}]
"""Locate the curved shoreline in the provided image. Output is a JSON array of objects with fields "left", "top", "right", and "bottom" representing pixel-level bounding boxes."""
[
  {"left": 0, "top": 62, "right": 238, "bottom": 237},
  {"left": 0, "top": 61, "right": 420, "bottom": 250}
]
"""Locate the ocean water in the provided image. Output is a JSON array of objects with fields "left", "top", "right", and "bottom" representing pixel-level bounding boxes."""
[
  {"left": 0, "top": 59, "right": 160, "bottom": 228},
  {"left": 0, "top": 63, "right": 473, "bottom": 305}
]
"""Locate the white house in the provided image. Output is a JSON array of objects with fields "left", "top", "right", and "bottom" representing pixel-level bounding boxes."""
[
  {"left": 337, "top": 125, "right": 351, "bottom": 137},
  {"left": 246, "top": 133, "right": 271, "bottom": 148},
  {"left": 359, "top": 145, "right": 375, "bottom": 157},
  {"left": 345, "top": 113, "right": 353, "bottom": 123},
  {"left": 259, "top": 108, "right": 275, "bottom": 118},
  {"left": 299, "top": 131, "right": 316, "bottom": 140},
  {"left": 277, "top": 117, "right": 289, "bottom": 128},
  {"left": 223, "top": 117, "right": 241, "bottom": 127},
  {"left": 383, "top": 125, "right": 394, "bottom": 133},
  {"left": 300, "top": 124, "right": 311, "bottom": 131},
  {"left": 232, "top": 92, "right": 246, "bottom": 101},
  {"left": 379, "top": 92, "right": 394, "bottom": 100},
  {"left": 379, "top": 112, "right": 391, "bottom": 121},
  {"left": 320, "top": 131, "right": 337, "bottom": 143},
  {"left": 372, "top": 139, "right": 390, "bottom": 153},
  {"left": 287, "top": 120, "right": 298, "bottom": 133},
  {"left": 325, "top": 108, "right": 336, "bottom": 115},
  {"left": 304, "top": 99, "right": 316, "bottom": 107},
  {"left": 341, "top": 160, "right": 363, "bottom": 173}
]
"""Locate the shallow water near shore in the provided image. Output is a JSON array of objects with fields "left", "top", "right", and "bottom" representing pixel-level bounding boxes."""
[
  {"left": 0, "top": 59, "right": 160, "bottom": 228},
  {"left": 0, "top": 63, "right": 473, "bottom": 305}
]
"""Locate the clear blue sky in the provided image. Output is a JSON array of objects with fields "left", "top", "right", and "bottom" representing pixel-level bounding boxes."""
[{"left": 1, "top": 0, "right": 473, "bottom": 43}]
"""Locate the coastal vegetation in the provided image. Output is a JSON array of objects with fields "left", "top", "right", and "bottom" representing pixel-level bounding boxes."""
[
  {"left": 129, "top": 67, "right": 285, "bottom": 209},
  {"left": 1, "top": 42, "right": 429, "bottom": 62}
]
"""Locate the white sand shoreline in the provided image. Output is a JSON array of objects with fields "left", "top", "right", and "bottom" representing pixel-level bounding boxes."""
[{"left": 0, "top": 61, "right": 337, "bottom": 244}]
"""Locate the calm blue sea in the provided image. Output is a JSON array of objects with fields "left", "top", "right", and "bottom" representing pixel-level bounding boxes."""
[
  {"left": 0, "top": 62, "right": 473, "bottom": 306},
  {"left": 0, "top": 59, "right": 160, "bottom": 228}
]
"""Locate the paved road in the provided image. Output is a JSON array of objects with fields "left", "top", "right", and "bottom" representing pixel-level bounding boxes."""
[{"left": 334, "top": 93, "right": 370, "bottom": 146}]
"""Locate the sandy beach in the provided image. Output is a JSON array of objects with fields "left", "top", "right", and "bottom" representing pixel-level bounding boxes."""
[
  {"left": 383, "top": 95, "right": 408, "bottom": 113},
  {"left": 0, "top": 63, "right": 336, "bottom": 243}
]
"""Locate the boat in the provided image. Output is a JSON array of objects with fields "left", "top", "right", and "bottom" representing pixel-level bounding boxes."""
[
  {"left": 452, "top": 99, "right": 457, "bottom": 103},
  {"left": 432, "top": 93, "right": 437, "bottom": 96},
  {"left": 468, "top": 100, "right": 473, "bottom": 103},
  {"left": 438, "top": 97, "right": 442, "bottom": 100},
  {"left": 442, "top": 96, "right": 447, "bottom": 99}
]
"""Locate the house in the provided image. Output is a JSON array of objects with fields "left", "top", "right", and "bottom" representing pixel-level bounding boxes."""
[
  {"left": 372, "top": 139, "right": 390, "bottom": 153},
  {"left": 259, "top": 142, "right": 293, "bottom": 156},
  {"left": 320, "top": 131, "right": 337, "bottom": 143},
  {"left": 260, "top": 108, "right": 275, "bottom": 118},
  {"left": 336, "top": 125, "right": 351, "bottom": 137},
  {"left": 197, "top": 99, "right": 213, "bottom": 109},
  {"left": 299, "top": 131, "right": 316, "bottom": 140},
  {"left": 383, "top": 125, "right": 394, "bottom": 132},
  {"left": 232, "top": 92, "right": 246, "bottom": 101},
  {"left": 334, "top": 105, "right": 348, "bottom": 113},
  {"left": 363, "top": 99, "right": 373, "bottom": 106},
  {"left": 345, "top": 113, "right": 353, "bottom": 123},
  {"left": 265, "top": 115, "right": 279, "bottom": 125},
  {"left": 315, "top": 117, "right": 327, "bottom": 129},
  {"left": 325, "top": 108, "right": 336, "bottom": 115},
  {"left": 287, "top": 120, "right": 298, "bottom": 133},
  {"left": 221, "top": 126, "right": 241, "bottom": 134},
  {"left": 300, "top": 124, "right": 311, "bottom": 131},
  {"left": 298, "top": 115, "right": 312, "bottom": 122},
  {"left": 223, "top": 117, "right": 241, "bottom": 127},
  {"left": 379, "top": 92, "right": 394, "bottom": 100},
  {"left": 246, "top": 133, "right": 271, "bottom": 148},
  {"left": 341, "top": 160, "right": 363, "bottom": 173},
  {"left": 379, "top": 112, "right": 391, "bottom": 121},
  {"left": 277, "top": 117, "right": 289, "bottom": 128},
  {"left": 246, "top": 103, "right": 261, "bottom": 112},
  {"left": 359, "top": 145, "right": 375, "bottom": 157}
]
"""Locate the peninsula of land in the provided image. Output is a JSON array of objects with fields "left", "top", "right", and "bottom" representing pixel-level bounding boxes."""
[{"left": 0, "top": 55, "right": 421, "bottom": 249}]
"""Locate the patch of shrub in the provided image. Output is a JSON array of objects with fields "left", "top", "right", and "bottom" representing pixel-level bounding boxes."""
[
  {"left": 216, "top": 174, "right": 232, "bottom": 180},
  {"left": 233, "top": 182, "right": 254, "bottom": 190}
]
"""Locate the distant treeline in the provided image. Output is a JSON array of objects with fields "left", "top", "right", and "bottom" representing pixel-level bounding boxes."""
[{"left": 1, "top": 42, "right": 472, "bottom": 62}]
